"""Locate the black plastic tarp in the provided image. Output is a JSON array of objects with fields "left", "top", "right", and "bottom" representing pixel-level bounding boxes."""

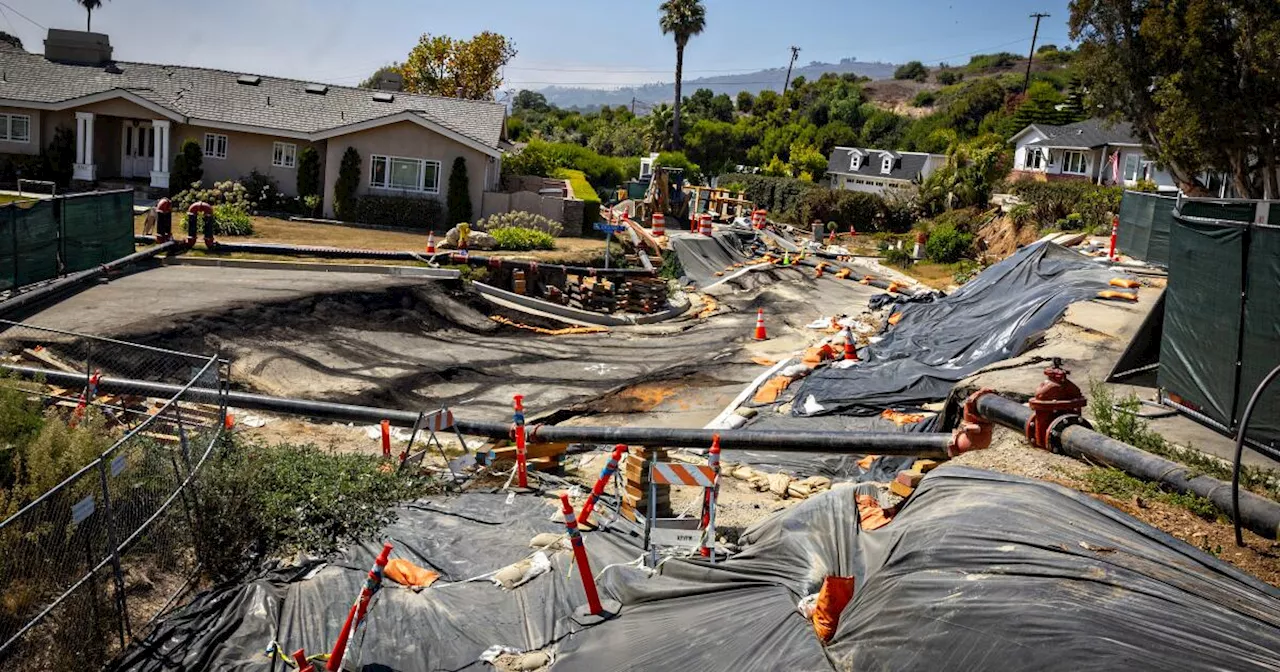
[
  {"left": 113, "top": 468, "right": 1280, "bottom": 671},
  {"left": 793, "top": 243, "right": 1120, "bottom": 416},
  {"left": 1117, "top": 189, "right": 1175, "bottom": 267},
  {"left": 669, "top": 231, "right": 757, "bottom": 288}
]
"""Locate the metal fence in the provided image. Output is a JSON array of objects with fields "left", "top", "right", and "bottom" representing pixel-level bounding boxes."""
[{"left": 0, "top": 321, "right": 228, "bottom": 668}]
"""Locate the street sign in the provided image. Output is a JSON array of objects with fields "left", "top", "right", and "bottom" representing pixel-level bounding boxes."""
[{"left": 594, "top": 222, "right": 626, "bottom": 234}]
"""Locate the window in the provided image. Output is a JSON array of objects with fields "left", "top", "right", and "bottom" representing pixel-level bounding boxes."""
[
  {"left": 273, "top": 142, "right": 297, "bottom": 168},
  {"left": 881, "top": 157, "right": 893, "bottom": 174},
  {"left": 1063, "top": 150, "right": 1088, "bottom": 175},
  {"left": 850, "top": 154, "right": 861, "bottom": 170},
  {"left": 203, "top": 133, "right": 228, "bottom": 159},
  {"left": 1026, "top": 148, "right": 1044, "bottom": 170},
  {"left": 1123, "top": 153, "right": 1141, "bottom": 182},
  {"left": 369, "top": 155, "right": 440, "bottom": 193},
  {"left": 0, "top": 114, "right": 30, "bottom": 143}
]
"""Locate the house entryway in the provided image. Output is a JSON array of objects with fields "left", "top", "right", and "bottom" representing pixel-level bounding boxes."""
[{"left": 120, "top": 121, "right": 153, "bottom": 180}]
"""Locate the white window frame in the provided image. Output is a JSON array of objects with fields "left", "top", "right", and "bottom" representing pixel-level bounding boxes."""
[
  {"left": 1062, "top": 150, "right": 1088, "bottom": 175},
  {"left": 272, "top": 142, "right": 297, "bottom": 169},
  {"left": 369, "top": 154, "right": 441, "bottom": 194},
  {"left": 203, "top": 133, "right": 228, "bottom": 160},
  {"left": 850, "top": 154, "right": 861, "bottom": 170},
  {"left": 1122, "top": 153, "right": 1141, "bottom": 182},
  {"left": 881, "top": 157, "right": 893, "bottom": 174},
  {"left": 1025, "top": 147, "right": 1044, "bottom": 171},
  {"left": 0, "top": 114, "right": 31, "bottom": 143}
]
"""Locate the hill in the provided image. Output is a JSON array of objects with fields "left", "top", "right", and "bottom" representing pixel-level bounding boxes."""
[{"left": 537, "top": 58, "right": 897, "bottom": 110}]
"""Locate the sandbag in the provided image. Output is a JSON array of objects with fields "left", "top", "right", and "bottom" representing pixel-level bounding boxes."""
[{"left": 812, "top": 576, "right": 856, "bottom": 642}]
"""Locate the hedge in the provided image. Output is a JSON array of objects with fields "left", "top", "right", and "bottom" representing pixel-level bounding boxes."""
[
  {"left": 719, "top": 172, "right": 914, "bottom": 233},
  {"left": 554, "top": 168, "right": 601, "bottom": 226},
  {"left": 1002, "top": 180, "right": 1122, "bottom": 232},
  {"left": 351, "top": 195, "right": 444, "bottom": 230}
]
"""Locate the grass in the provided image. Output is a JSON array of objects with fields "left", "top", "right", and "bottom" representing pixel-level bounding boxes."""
[
  {"left": 1081, "top": 467, "right": 1221, "bottom": 521},
  {"left": 895, "top": 260, "right": 970, "bottom": 288}
]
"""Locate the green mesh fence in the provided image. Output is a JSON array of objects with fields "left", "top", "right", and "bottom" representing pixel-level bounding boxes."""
[
  {"left": 1117, "top": 190, "right": 1176, "bottom": 267},
  {"left": 0, "top": 190, "right": 134, "bottom": 293}
]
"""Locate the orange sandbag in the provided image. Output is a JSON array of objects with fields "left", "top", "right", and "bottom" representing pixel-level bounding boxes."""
[
  {"left": 888, "top": 312, "right": 904, "bottom": 326},
  {"left": 385, "top": 558, "right": 440, "bottom": 588},
  {"left": 1097, "top": 290, "right": 1138, "bottom": 302},
  {"left": 1109, "top": 277, "right": 1140, "bottom": 289},
  {"left": 752, "top": 376, "right": 794, "bottom": 404},
  {"left": 856, "top": 494, "right": 893, "bottom": 531},
  {"left": 812, "top": 576, "right": 856, "bottom": 642},
  {"left": 802, "top": 344, "right": 836, "bottom": 365},
  {"left": 880, "top": 409, "right": 927, "bottom": 426}
]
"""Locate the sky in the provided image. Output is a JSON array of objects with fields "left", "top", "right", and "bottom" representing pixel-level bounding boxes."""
[{"left": 0, "top": 0, "right": 1074, "bottom": 95}]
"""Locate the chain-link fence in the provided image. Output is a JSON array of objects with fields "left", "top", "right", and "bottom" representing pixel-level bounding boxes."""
[{"left": 0, "top": 321, "right": 227, "bottom": 668}]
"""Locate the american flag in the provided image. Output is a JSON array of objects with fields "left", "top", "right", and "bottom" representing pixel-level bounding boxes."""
[{"left": 1110, "top": 151, "right": 1121, "bottom": 183}]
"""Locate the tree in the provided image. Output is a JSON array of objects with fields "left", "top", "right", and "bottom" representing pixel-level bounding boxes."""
[
  {"left": 172, "top": 140, "right": 203, "bottom": 191},
  {"left": 646, "top": 103, "right": 674, "bottom": 152},
  {"left": 736, "top": 91, "right": 754, "bottom": 114},
  {"left": 447, "top": 157, "right": 473, "bottom": 225},
  {"left": 894, "top": 61, "right": 929, "bottom": 82},
  {"left": 359, "top": 65, "right": 402, "bottom": 89},
  {"left": 0, "top": 31, "right": 21, "bottom": 50},
  {"left": 334, "top": 147, "right": 361, "bottom": 220},
  {"left": 296, "top": 147, "right": 321, "bottom": 198},
  {"left": 1070, "top": 0, "right": 1280, "bottom": 197},
  {"left": 659, "top": 0, "right": 707, "bottom": 149},
  {"left": 75, "top": 0, "right": 108, "bottom": 32},
  {"left": 400, "top": 32, "right": 517, "bottom": 100},
  {"left": 513, "top": 90, "right": 550, "bottom": 113}
]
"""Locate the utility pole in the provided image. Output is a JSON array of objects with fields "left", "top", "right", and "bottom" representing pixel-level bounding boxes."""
[
  {"left": 631, "top": 97, "right": 636, "bottom": 116},
  {"left": 1024, "top": 13, "right": 1050, "bottom": 94},
  {"left": 783, "top": 46, "right": 801, "bottom": 92}
]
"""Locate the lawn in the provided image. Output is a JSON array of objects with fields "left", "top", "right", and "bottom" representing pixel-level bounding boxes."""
[
  {"left": 134, "top": 214, "right": 609, "bottom": 265},
  {"left": 0, "top": 194, "right": 36, "bottom": 206}
]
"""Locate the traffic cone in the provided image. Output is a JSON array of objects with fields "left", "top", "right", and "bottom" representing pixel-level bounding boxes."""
[
  {"left": 842, "top": 326, "right": 858, "bottom": 361},
  {"left": 783, "top": 251, "right": 791, "bottom": 266},
  {"left": 753, "top": 308, "right": 768, "bottom": 341},
  {"left": 426, "top": 231, "right": 436, "bottom": 254}
]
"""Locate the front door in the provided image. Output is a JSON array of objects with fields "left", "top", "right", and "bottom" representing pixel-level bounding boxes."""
[{"left": 120, "top": 122, "right": 153, "bottom": 179}]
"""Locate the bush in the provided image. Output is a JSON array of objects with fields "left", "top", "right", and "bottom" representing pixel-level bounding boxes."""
[
  {"left": 352, "top": 194, "right": 444, "bottom": 230},
  {"left": 491, "top": 226, "right": 556, "bottom": 251},
  {"left": 796, "top": 188, "right": 885, "bottom": 232},
  {"left": 717, "top": 173, "right": 822, "bottom": 224},
  {"left": 172, "top": 179, "right": 250, "bottom": 210},
  {"left": 43, "top": 126, "right": 75, "bottom": 187},
  {"left": 883, "top": 246, "right": 913, "bottom": 268},
  {"left": 296, "top": 146, "right": 321, "bottom": 200},
  {"left": 194, "top": 439, "right": 439, "bottom": 581},
  {"left": 894, "top": 61, "right": 929, "bottom": 81},
  {"left": 473, "top": 211, "right": 563, "bottom": 236},
  {"left": 936, "top": 70, "right": 961, "bottom": 86},
  {"left": 171, "top": 140, "right": 203, "bottom": 192},
  {"left": 447, "top": 156, "right": 473, "bottom": 225},
  {"left": 212, "top": 203, "right": 255, "bottom": 236},
  {"left": 553, "top": 168, "right": 601, "bottom": 226},
  {"left": 505, "top": 139, "right": 637, "bottom": 190},
  {"left": 239, "top": 170, "right": 281, "bottom": 210},
  {"left": 654, "top": 151, "right": 702, "bottom": 183},
  {"left": 912, "top": 91, "right": 937, "bottom": 107},
  {"left": 924, "top": 222, "right": 975, "bottom": 263},
  {"left": 334, "top": 147, "right": 361, "bottom": 220},
  {"left": 1005, "top": 181, "right": 1122, "bottom": 232},
  {"left": 967, "top": 52, "right": 1020, "bottom": 71}
]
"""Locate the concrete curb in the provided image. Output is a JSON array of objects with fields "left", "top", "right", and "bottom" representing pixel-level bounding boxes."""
[
  {"left": 473, "top": 282, "right": 691, "bottom": 327},
  {"left": 162, "top": 256, "right": 461, "bottom": 279}
]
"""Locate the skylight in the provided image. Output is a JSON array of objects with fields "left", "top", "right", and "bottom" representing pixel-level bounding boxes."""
[
  {"left": 305, "top": 84, "right": 328, "bottom": 95},
  {"left": 372, "top": 92, "right": 394, "bottom": 103},
  {"left": 237, "top": 75, "right": 261, "bottom": 86}
]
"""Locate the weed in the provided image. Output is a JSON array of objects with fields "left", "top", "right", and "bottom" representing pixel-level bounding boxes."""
[
  {"left": 1081, "top": 467, "right": 1220, "bottom": 521},
  {"left": 883, "top": 246, "right": 913, "bottom": 268}
]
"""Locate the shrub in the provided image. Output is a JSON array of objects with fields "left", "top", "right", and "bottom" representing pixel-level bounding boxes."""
[
  {"left": 1134, "top": 178, "right": 1159, "bottom": 193},
  {"left": 296, "top": 146, "right": 321, "bottom": 200},
  {"left": 796, "top": 188, "right": 885, "bottom": 232},
  {"left": 924, "top": 222, "right": 975, "bottom": 263},
  {"left": 654, "top": 151, "right": 702, "bottom": 183},
  {"left": 352, "top": 194, "right": 443, "bottom": 230},
  {"left": 504, "top": 139, "right": 638, "bottom": 190},
  {"left": 912, "top": 91, "right": 937, "bottom": 107},
  {"left": 447, "top": 156, "right": 473, "bottom": 225},
  {"left": 883, "top": 246, "right": 913, "bottom": 268},
  {"left": 334, "top": 147, "right": 361, "bottom": 220},
  {"left": 473, "top": 211, "right": 563, "bottom": 236},
  {"left": 194, "top": 439, "right": 439, "bottom": 581},
  {"left": 172, "top": 180, "right": 250, "bottom": 210},
  {"left": 1005, "top": 181, "right": 1122, "bottom": 232},
  {"left": 43, "top": 126, "right": 75, "bottom": 187},
  {"left": 212, "top": 203, "right": 255, "bottom": 236},
  {"left": 491, "top": 226, "right": 556, "bottom": 251},
  {"left": 239, "top": 170, "right": 281, "bottom": 210},
  {"left": 171, "top": 140, "right": 203, "bottom": 192},
  {"left": 936, "top": 70, "right": 961, "bottom": 86},
  {"left": 967, "top": 52, "right": 1020, "bottom": 71},
  {"left": 302, "top": 194, "right": 321, "bottom": 217},
  {"left": 717, "top": 173, "right": 822, "bottom": 224},
  {"left": 553, "top": 168, "right": 600, "bottom": 226},
  {"left": 894, "top": 61, "right": 929, "bottom": 81}
]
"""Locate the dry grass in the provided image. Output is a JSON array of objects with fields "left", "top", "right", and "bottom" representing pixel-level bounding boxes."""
[
  {"left": 134, "top": 214, "right": 610, "bottom": 265},
  {"left": 897, "top": 261, "right": 962, "bottom": 289}
]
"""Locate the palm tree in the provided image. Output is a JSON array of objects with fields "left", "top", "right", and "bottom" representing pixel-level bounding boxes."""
[
  {"left": 646, "top": 104, "right": 674, "bottom": 152},
  {"left": 658, "top": 0, "right": 706, "bottom": 150},
  {"left": 75, "top": 0, "right": 109, "bottom": 32}
]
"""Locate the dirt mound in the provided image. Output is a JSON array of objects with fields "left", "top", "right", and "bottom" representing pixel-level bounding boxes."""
[{"left": 976, "top": 213, "right": 1042, "bottom": 260}]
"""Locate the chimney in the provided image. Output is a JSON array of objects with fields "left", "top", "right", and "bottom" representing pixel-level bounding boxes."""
[
  {"left": 43, "top": 29, "right": 113, "bottom": 66},
  {"left": 376, "top": 71, "right": 403, "bottom": 92}
]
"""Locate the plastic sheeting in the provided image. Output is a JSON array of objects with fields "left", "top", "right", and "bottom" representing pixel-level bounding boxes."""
[
  {"left": 793, "top": 243, "right": 1120, "bottom": 416},
  {"left": 112, "top": 468, "right": 1280, "bottom": 671},
  {"left": 668, "top": 231, "right": 757, "bottom": 288},
  {"left": 62, "top": 191, "right": 135, "bottom": 273}
]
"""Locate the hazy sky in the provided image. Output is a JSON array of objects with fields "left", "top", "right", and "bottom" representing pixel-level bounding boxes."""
[{"left": 2, "top": 0, "right": 1074, "bottom": 93}]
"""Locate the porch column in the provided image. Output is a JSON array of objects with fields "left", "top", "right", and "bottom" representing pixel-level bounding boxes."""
[
  {"left": 150, "top": 120, "right": 171, "bottom": 189},
  {"left": 73, "top": 111, "right": 97, "bottom": 181}
]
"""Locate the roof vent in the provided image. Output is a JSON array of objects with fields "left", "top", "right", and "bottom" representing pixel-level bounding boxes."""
[
  {"left": 372, "top": 92, "right": 394, "bottom": 103},
  {"left": 103, "top": 63, "right": 122, "bottom": 74},
  {"left": 305, "top": 84, "right": 329, "bottom": 95},
  {"left": 238, "top": 75, "right": 261, "bottom": 86}
]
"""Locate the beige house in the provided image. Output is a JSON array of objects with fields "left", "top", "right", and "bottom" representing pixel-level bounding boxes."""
[{"left": 0, "top": 30, "right": 505, "bottom": 218}]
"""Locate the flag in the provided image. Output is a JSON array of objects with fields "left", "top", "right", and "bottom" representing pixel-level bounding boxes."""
[{"left": 1110, "top": 151, "right": 1121, "bottom": 183}]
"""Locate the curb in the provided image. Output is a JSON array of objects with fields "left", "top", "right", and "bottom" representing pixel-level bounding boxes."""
[{"left": 162, "top": 256, "right": 461, "bottom": 279}]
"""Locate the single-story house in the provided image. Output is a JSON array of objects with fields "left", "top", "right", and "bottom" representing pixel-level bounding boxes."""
[
  {"left": 827, "top": 147, "right": 947, "bottom": 196},
  {"left": 0, "top": 29, "right": 505, "bottom": 218},
  {"left": 1008, "top": 119, "right": 1177, "bottom": 191}
]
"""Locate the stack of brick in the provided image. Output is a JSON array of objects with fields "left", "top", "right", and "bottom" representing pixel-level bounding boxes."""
[
  {"left": 621, "top": 446, "right": 672, "bottom": 522},
  {"left": 618, "top": 277, "right": 670, "bottom": 314},
  {"left": 564, "top": 275, "right": 619, "bottom": 313}
]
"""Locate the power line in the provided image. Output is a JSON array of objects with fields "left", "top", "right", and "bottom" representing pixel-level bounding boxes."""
[
  {"left": 783, "top": 46, "right": 801, "bottom": 92},
  {"left": 1025, "top": 13, "right": 1051, "bottom": 93},
  {"left": 0, "top": 2, "right": 43, "bottom": 30}
]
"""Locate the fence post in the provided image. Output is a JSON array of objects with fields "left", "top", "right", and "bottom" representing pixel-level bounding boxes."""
[{"left": 97, "top": 458, "right": 132, "bottom": 646}]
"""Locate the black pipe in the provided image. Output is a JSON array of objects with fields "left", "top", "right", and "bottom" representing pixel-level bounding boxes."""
[
  {"left": 0, "top": 365, "right": 952, "bottom": 456},
  {"left": 209, "top": 242, "right": 657, "bottom": 277},
  {"left": 0, "top": 241, "right": 177, "bottom": 317},
  {"left": 1233, "top": 364, "right": 1280, "bottom": 546},
  {"left": 974, "top": 393, "right": 1280, "bottom": 542}
]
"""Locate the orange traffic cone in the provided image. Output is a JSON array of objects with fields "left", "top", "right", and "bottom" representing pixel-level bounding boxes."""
[
  {"left": 426, "top": 231, "right": 436, "bottom": 254},
  {"left": 842, "top": 326, "right": 858, "bottom": 361},
  {"left": 753, "top": 308, "right": 768, "bottom": 341}
]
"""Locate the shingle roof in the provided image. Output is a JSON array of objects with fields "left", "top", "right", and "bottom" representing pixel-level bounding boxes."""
[
  {"left": 1022, "top": 119, "right": 1139, "bottom": 149},
  {"left": 0, "top": 47, "right": 505, "bottom": 149},
  {"left": 826, "top": 147, "right": 936, "bottom": 181}
]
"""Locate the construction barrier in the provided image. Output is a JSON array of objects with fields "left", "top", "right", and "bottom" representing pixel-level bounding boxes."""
[
  {"left": 651, "top": 213, "right": 665, "bottom": 237},
  {"left": 578, "top": 444, "right": 626, "bottom": 525},
  {"left": 643, "top": 436, "right": 722, "bottom": 564},
  {"left": 0, "top": 189, "right": 134, "bottom": 293},
  {"left": 327, "top": 542, "right": 393, "bottom": 671}
]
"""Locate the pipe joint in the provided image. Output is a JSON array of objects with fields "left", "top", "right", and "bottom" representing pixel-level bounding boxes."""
[
  {"left": 948, "top": 388, "right": 996, "bottom": 456},
  {"left": 1045, "top": 414, "right": 1092, "bottom": 454}
]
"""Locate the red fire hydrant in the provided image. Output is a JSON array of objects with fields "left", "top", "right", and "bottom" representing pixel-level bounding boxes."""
[{"left": 1026, "top": 358, "right": 1087, "bottom": 450}]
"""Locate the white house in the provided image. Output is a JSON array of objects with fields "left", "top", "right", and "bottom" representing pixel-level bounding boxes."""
[
  {"left": 827, "top": 147, "right": 946, "bottom": 196},
  {"left": 1009, "top": 119, "right": 1177, "bottom": 191}
]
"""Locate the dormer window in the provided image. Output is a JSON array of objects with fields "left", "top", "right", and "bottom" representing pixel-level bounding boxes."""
[
  {"left": 881, "top": 156, "right": 893, "bottom": 174},
  {"left": 850, "top": 153, "right": 861, "bottom": 170}
]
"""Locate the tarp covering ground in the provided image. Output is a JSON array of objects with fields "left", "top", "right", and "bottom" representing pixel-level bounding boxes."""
[
  {"left": 111, "top": 468, "right": 1280, "bottom": 672},
  {"left": 669, "top": 230, "right": 762, "bottom": 288},
  {"left": 793, "top": 242, "right": 1121, "bottom": 417}
]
